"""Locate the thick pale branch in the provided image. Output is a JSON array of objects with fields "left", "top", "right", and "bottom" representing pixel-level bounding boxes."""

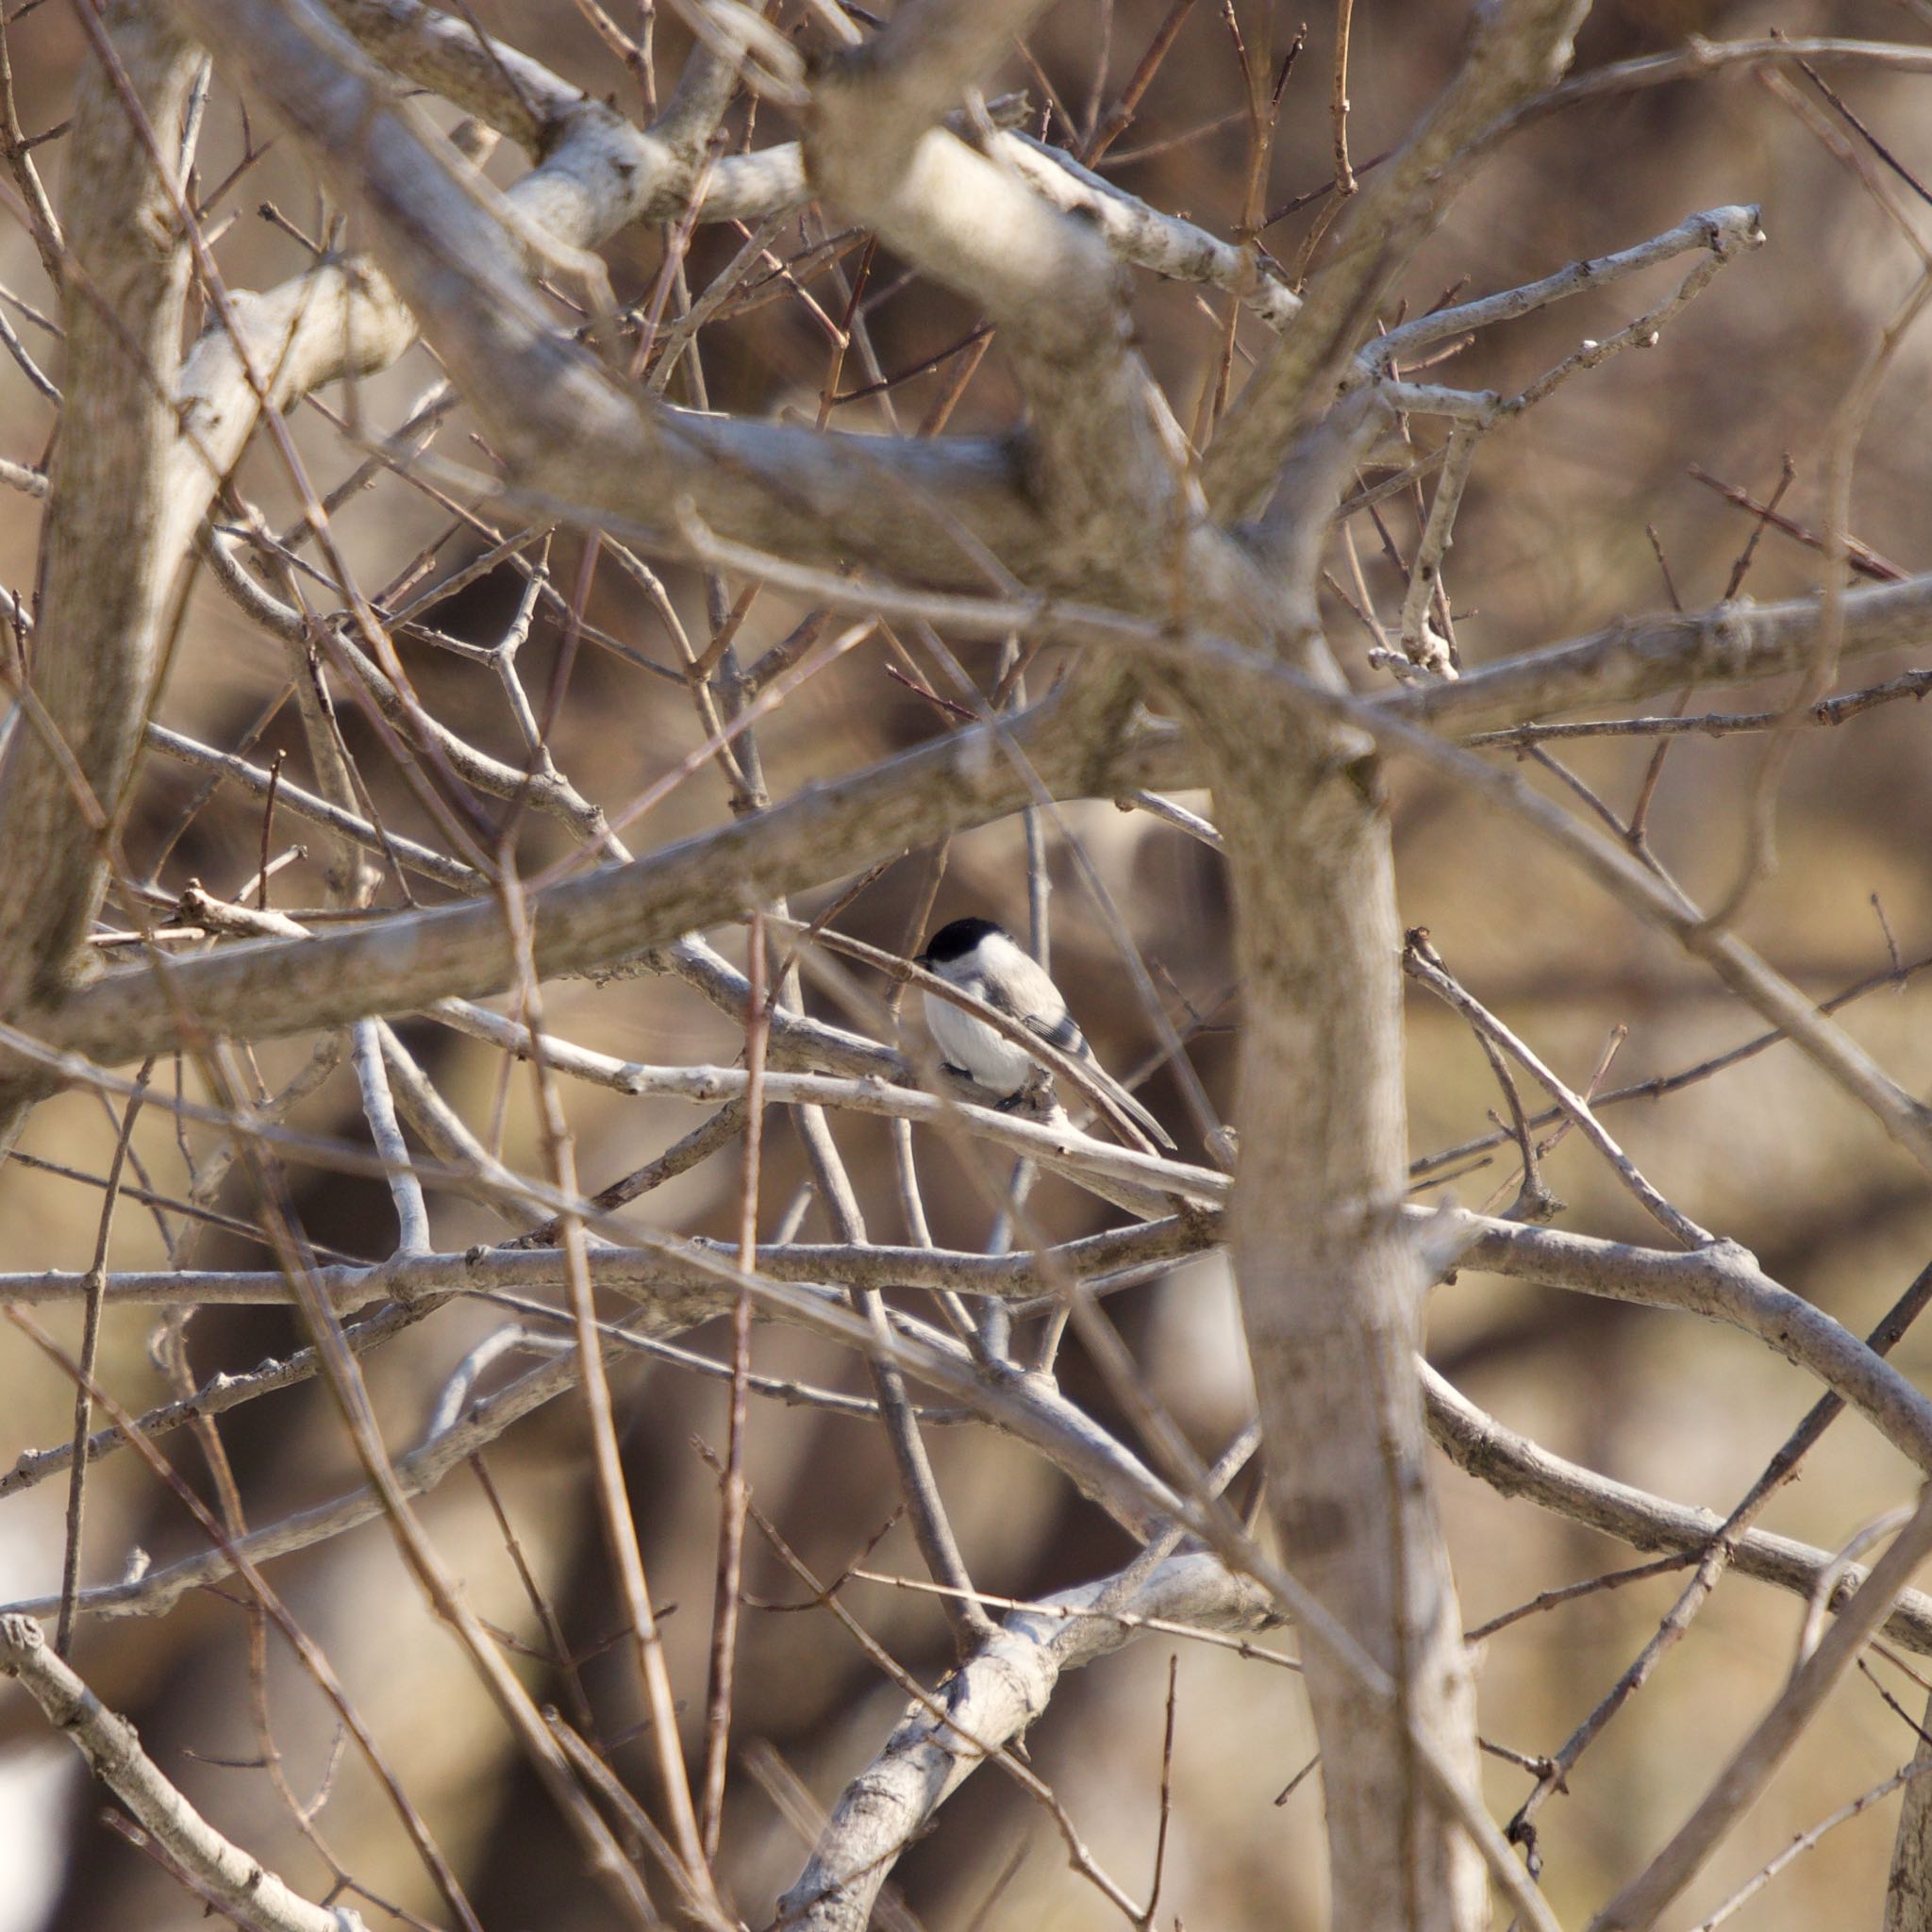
[
  {"left": 1888, "top": 1708, "right": 1932, "bottom": 1929},
  {"left": 0, "top": 1615, "right": 367, "bottom": 1932},
  {"left": 158, "top": 0, "right": 793, "bottom": 572},
  {"left": 174, "top": 0, "right": 1282, "bottom": 620},
  {"left": 165, "top": 0, "right": 1062, "bottom": 590},
  {"left": 999, "top": 132, "right": 1301, "bottom": 330},
  {"left": 808, "top": 10, "right": 1118, "bottom": 358},
  {"left": 813, "top": 0, "right": 1051, "bottom": 163},
  {"left": 164, "top": 0, "right": 1331, "bottom": 618},
  {"left": 776, "top": 1553, "right": 1273, "bottom": 1932},
  {"left": 1177, "top": 381, "right": 1490, "bottom": 1923},
  {"left": 323, "top": 0, "right": 590, "bottom": 145},
  {"left": 16, "top": 698, "right": 1191, "bottom": 1070},
  {"left": 805, "top": 0, "right": 1205, "bottom": 597},
  {"left": 1452, "top": 1219, "right": 1932, "bottom": 1475}
]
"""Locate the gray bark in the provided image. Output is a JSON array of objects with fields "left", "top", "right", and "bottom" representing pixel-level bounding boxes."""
[
  {"left": 1188, "top": 686, "right": 1489, "bottom": 1926},
  {"left": 0, "top": 5, "right": 199, "bottom": 1139},
  {"left": 1890, "top": 1693, "right": 1932, "bottom": 1931}
]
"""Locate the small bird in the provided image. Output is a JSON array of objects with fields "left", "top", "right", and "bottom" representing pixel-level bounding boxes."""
[{"left": 914, "top": 916, "right": 1176, "bottom": 1152}]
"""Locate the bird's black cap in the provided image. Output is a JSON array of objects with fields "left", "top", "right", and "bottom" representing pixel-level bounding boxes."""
[{"left": 918, "top": 916, "right": 1005, "bottom": 965}]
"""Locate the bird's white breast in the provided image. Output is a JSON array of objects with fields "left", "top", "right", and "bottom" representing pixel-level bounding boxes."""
[{"left": 924, "top": 986, "right": 1035, "bottom": 1092}]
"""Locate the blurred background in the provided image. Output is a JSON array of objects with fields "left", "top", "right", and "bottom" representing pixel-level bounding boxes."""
[{"left": 4, "top": 1, "right": 1932, "bottom": 1925}]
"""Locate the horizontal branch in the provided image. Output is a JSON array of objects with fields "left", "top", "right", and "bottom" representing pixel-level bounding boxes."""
[
  {"left": 8, "top": 1029, "right": 1209, "bottom": 1228},
  {"left": 1463, "top": 668, "right": 1932, "bottom": 748},
  {"left": 21, "top": 1188, "right": 1926, "bottom": 1482},
  {"left": 529, "top": 481, "right": 1929, "bottom": 771},
  {"left": 0, "top": 1216, "right": 1216, "bottom": 1310},
  {"left": 1396, "top": 574, "right": 1932, "bottom": 736},
  {"left": 36, "top": 1192, "right": 1931, "bottom": 1648},
  {"left": 1526, "top": 35, "right": 1932, "bottom": 125},
  {"left": 8, "top": 1234, "right": 1195, "bottom": 1623}
]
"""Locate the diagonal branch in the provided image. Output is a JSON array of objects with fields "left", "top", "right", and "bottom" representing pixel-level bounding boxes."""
[
  {"left": 162, "top": 0, "right": 1061, "bottom": 591},
  {"left": 774, "top": 1551, "right": 1273, "bottom": 1932},
  {"left": 1203, "top": 0, "right": 1590, "bottom": 520},
  {"left": 1422, "top": 1365, "right": 1932, "bottom": 1655},
  {"left": 16, "top": 694, "right": 1190, "bottom": 1069},
  {"left": 1592, "top": 1480, "right": 1932, "bottom": 1931},
  {"left": 0, "top": 1614, "right": 370, "bottom": 1932}
]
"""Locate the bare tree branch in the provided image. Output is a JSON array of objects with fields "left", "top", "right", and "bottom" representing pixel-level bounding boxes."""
[
  {"left": 0, "top": 1614, "right": 369, "bottom": 1932},
  {"left": 1399, "top": 573, "right": 1932, "bottom": 737},
  {"left": 1203, "top": 0, "right": 1589, "bottom": 520},
  {"left": 16, "top": 696, "right": 1190, "bottom": 1069},
  {"left": 1423, "top": 1364, "right": 1932, "bottom": 1655},
  {"left": 776, "top": 1552, "right": 1273, "bottom": 1932}
]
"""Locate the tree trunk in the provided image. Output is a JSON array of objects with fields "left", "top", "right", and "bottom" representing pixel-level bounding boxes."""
[
  {"left": 0, "top": 4, "right": 197, "bottom": 1141},
  {"left": 1191, "top": 687, "right": 1489, "bottom": 1930},
  {"left": 1888, "top": 1690, "right": 1932, "bottom": 1931}
]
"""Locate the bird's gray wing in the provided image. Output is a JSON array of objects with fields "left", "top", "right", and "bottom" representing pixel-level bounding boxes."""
[
  {"left": 1022, "top": 1010, "right": 1175, "bottom": 1151},
  {"left": 965, "top": 969, "right": 1079, "bottom": 1052},
  {"left": 1022, "top": 1008, "right": 1086, "bottom": 1056},
  {"left": 972, "top": 954, "right": 1176, "bottom": 1151}
]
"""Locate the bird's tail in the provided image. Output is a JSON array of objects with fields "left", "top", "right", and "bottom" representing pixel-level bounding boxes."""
[{"left": 1091, "top": 1064, "right": 1176, "bottom": 1153}]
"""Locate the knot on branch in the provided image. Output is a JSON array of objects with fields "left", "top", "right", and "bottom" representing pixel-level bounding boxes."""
[
  {"left": 0, "top": 1611, "right": 43, "bottom": 1661},
  {"left": 1700, "top": 204, "right": 1767, "bottom": 258},
  {"left": 1703, "top": 598, "right": 1759, "bottom": 676}
]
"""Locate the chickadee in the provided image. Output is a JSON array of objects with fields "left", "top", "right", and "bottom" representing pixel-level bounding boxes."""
[{"left": 914, "top": 916, "right": 1176, "bottom": 1152}]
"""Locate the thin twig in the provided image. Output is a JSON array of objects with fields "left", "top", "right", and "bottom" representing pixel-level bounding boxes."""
[
  {"left": 1404, "top": 931, "right": 1712, "bottom": 1248},
  {"left": 56, "top": 1058, "right": 150, "bottom": 1655},
  {"left": 699, "top": 908, "right": 770, "bottom": 1857}
]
